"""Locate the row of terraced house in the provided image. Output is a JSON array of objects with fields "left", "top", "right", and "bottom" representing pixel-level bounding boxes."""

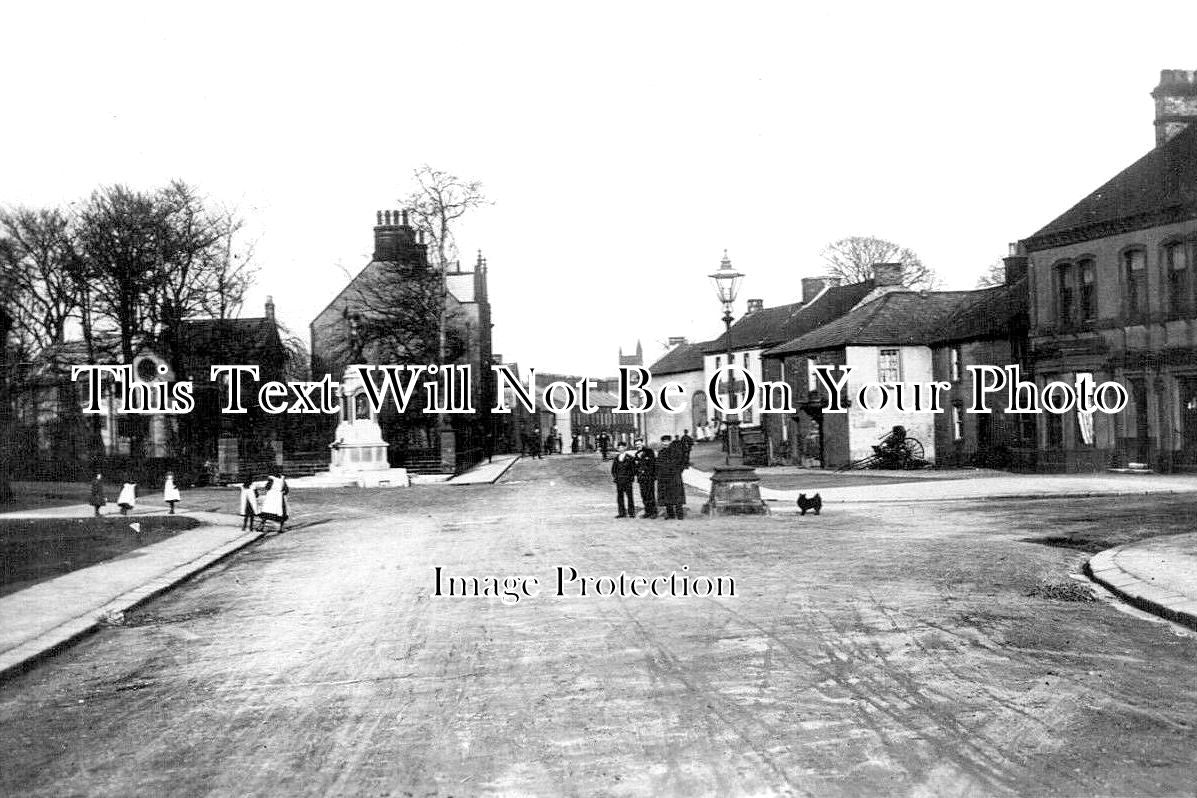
[{"left": 642, "top": 69, "right": 1197, "bottom": 473}]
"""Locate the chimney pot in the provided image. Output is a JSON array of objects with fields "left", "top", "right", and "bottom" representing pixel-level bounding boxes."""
[
  {"left": 264, "top": 295, "right": 275, "bottom": 320},
  {"left": 376, "top": 210, "right": 383, "bottom": 225},
  {"left": 401, "top": 210, "right": 409, "bottom": 226},
  {"left": 1152, "top": 68, "right": 1197, "bottom": 147}
]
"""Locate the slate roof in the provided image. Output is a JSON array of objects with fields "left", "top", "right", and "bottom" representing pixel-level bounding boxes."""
[
  {"left": 647, "top": 341, "right": 708, "bottom": 376},
  {"left": 1023, "top": 123, "right": 1197, "bottom": 251},
  {"left": 929, "top": 280, "right": 1028, "bottom": 345},
  {"left": 767, "top": 291, "right": 982, "bottom": 355},
  {"left": 704, "top": 279, "right": 876, "bottom": 354},
  {"left": 176, "top": 317, "right": 285, "bottom": 367}
]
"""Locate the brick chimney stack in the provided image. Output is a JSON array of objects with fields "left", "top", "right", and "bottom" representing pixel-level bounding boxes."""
[
  {"left": 372, "top": 208, "right": 416, "bottom": 262},
  {"left": 667, "top": 336, "right": 688, "bottom": 347},
  {"left": 745, "top": 299, "right": 764, "bottom": 314},
  {"left": 1003, "top": 242, "right": 1029, "bottom": 285},
  {"left": 1153, "top": 69, "right": 1197, "bottom": 147},
  {"left": 265, "top": 295, "right": 275, "bottom": 320}
]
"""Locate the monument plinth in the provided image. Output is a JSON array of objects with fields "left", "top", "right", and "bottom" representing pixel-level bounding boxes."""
[
  {"left": 703, "top": 465, "right": 769, "bottom": 516},
  {"left": 293, "top": 365, "right": 410, "bottom": 488}
]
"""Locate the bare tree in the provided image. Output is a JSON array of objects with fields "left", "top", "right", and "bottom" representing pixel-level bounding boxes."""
[
  {"left": 76, "top": 182, "right": 257, "bottom": 460},
  {"left": 819, "top": 236, "right": 939, "bottom": 290},
  {"left": 404, "top": 166, "right": 488, "bottom": 274},
  {"left": 403, "top": 167, "right": 488, "bottom": 369},
  {"left": 0, "top": 206, "right": 80, "bottom": 353},
  {"left": 976, "top": 259, "right": 1006, "bottom": 288}
]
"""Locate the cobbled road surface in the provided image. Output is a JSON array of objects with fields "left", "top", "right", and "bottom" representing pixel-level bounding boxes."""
[{"left": 1, "top": 454, "right": 1195, "bottom": 797}]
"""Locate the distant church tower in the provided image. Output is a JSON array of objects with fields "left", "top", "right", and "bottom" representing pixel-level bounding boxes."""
[{"left": 618, "top": 340, "right": 643, "bottom": 368}]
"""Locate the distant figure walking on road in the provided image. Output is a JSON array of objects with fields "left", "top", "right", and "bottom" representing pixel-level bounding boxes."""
[
  {"left": 598, "top": 432, "right": 610, "bottom": 461},
  {"left": 117, "top": 481, "right": 137, "bottom": 516},
  {"left": 89, "top": 474, "right": 106, "bottom": 517},
  {"left": 163, "top": 471, "right": 181, "bottom": 515}
]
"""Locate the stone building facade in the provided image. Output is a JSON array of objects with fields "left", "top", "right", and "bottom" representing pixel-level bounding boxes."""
[
  {"left": 309, "top": 211, "right": 493, "bottom": 474},
  {"left": 1021, "top": 71, "right": 1197, "bottom": 472}
]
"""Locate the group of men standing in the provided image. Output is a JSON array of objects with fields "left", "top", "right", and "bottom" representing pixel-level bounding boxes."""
[{"left": 611, "top": 433, "right": 693, "bottom": 520}]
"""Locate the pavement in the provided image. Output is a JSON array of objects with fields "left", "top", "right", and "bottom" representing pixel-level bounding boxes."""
[
  {"left": 447, "top": 453, "right": 520, "bottom": 484},
  {"left": 0, "top": 506, "right": 262, "bottom": 679},
  {"left": 1087, "top": 533, "right": 1197, "bottom": 631}
]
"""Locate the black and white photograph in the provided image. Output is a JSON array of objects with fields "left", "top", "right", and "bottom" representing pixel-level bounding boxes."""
[{"left": 2, "top": 2, "right": 1196, "bottom": 795}]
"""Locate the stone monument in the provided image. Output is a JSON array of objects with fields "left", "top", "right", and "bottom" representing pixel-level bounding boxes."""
[{"left": 290, "top": 364, "right": 410, "bottom": 488}]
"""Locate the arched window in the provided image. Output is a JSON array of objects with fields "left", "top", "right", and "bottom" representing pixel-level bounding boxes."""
[
  {"left": 1123, "top": 249, "right": 1147, "bottom": 322},
  {"left": 1166, "top": 241, "right": 1191, "bottom": 318}
]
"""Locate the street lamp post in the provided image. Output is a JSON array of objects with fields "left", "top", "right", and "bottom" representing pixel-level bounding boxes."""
[
  {"left": 704, "top": 250, "right": 768, "bottom": 516},
  {"left": 710, "top": 251, "right": 742, "bottom": 466}
]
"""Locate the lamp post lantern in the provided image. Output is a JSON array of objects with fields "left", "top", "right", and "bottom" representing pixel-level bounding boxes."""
[
  {"left": 703, "top": 250, "right": 768, "bottom": 516},
  {"left": 709, "top": 250, "right": 743, "bottom": 466}
]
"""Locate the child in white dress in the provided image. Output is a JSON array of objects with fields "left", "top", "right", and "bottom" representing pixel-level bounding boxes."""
[
  {"left": 163, "top": 471, "right": 181, "bottom": 514},
  {"left": 117, "top": 482, "right": 137, "bottom": 516}
]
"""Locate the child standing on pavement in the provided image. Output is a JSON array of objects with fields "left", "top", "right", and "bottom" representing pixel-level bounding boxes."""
[
  {"left": 89, "top": 473, "right": 107, "bottom": 517},
  {"left": 117, "top": 480, "right": 137, "bottom": 516},
  {"left": 238, "top": 479, "right": 258, "bottom": 531},
  {"left": 162, "top": 471, "right": 181, "bottom": 514}
]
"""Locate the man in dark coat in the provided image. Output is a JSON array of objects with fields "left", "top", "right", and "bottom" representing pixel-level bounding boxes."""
[
  {"left": 656, "top": 435, "right": 687, "bottom": 519},
  {"left": 530, "top": 428, "right": 543, "bottom": 459},
  {"left": 597, "top": 432, "right": 610, "bottom": 461},
  {"left": 611, "top": 442, "right": 638, "bottom": 518},
  {"left": 680, "top": 429, "right": 694, "bottom": 468},
  {"left": 634, "top": 438, "right": 658, "bottom": 518}
]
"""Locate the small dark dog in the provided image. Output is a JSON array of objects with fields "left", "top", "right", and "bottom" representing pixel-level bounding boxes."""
[{"left": 797, "top": 493, "right": 822, "bottom": 516}]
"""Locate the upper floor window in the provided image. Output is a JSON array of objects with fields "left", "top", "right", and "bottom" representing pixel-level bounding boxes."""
[
  {"left": 1055, "top": 263, "right": 1075, "bottom": 328},
  {"left": 949, "top": 347, "right": 962, "bottom": 382},
  {"left": 1166, "top": 241, "right": 1191, "bottom": 318},
  {"left": 1078, "top": 259, "right": 1097, "bottom": 322},
  {"left": 878, "top": 348, "right": 901, "bottom": 383},
  {"left": 1124, "top": 249, "right": 1147, "bottom": 322},
  {"left": 951, "top": 403, "right": 964, "bottom": 441}
]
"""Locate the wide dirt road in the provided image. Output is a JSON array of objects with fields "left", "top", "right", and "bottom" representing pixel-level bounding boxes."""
[{"left": 2, "top": 455, "right": 1196, "bottom": 796}]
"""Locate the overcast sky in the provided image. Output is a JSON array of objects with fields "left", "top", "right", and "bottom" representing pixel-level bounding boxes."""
[{"left": 2, "top": 1, "right": 1195, "bottom": 375}]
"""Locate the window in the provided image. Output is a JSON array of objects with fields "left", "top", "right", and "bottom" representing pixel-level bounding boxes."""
[
  {"left": 1079, "top": 259, "right": 1096, "bottom": 322},
  {"left": 715, "top": 356, "right": 721, "bottom": 369},
  {"left": 1046, "top": 412, "right": 1064, "bottom": 449},
  {"left": 1124, "top": 249, "right": 1147, "bottom": 321},
  {"left": 952, "top": 404, "right": 964, "bottom": 441},
  {"left": 1166, "top": 241, "right": 1191, "bottom": 318},
  {"left": 950, "top": 347, "right": 962, "bottom": 382},
  {"left": 878, "top": 349, "right": 901, "bottom": 383},
  {"left": 1055, "top": 263, "right": 1074, "bottom": 327}
]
